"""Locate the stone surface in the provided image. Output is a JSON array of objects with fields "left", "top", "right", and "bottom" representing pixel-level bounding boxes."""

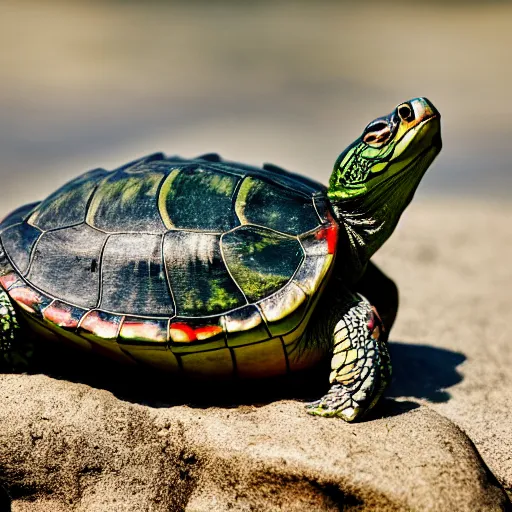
[{"left": 0, "top": 373, "right": 509, "bottom": 512}]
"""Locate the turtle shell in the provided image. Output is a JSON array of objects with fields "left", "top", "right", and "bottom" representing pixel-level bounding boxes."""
[{"left": 0, "top": 153, "right": 338, "bottom": 377}]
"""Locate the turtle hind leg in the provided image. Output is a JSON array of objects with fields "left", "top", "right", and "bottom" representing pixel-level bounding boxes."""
[
  {"left": 305, "top": 295, "right": 391, "bottom": 422},
  {"left": 0, "top": 288, "right": 31, "bottom": 371}
]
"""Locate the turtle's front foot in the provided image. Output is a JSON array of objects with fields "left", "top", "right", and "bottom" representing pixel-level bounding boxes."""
[
  {"left": 305, "top": 367, "right": 384, "bottom": 422},
  {"left": 306, "top": 297, "right": 391, "bottom": 422},
  {"left": 305, "top": 384, "right": 362, "bottom": 421}
]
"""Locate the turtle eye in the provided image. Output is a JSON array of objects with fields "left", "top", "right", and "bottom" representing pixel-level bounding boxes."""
[
  {"left": 398, "top": 103, "right": 415, "bottom": 122},
  {"left": 363, "top": 120, "right": 391, "bottom": 147}
]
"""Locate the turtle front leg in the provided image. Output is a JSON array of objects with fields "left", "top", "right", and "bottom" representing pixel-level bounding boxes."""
[
  {"left": 0, "top": 288, "right": 31, "bottom": 371},
  {"left": 306, "top": 295, "right": 391, "bottom": 422},
  {"left": 355, "top": 260, "right": 399, "bottom": 339}
]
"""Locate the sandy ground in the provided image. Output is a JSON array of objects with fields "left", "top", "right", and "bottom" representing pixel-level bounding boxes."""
[
  {"left": 1, "top": 375, "right": 510, "bottom": 511},
  {"left": 376, "top": 198, "right": 512, "bottom": 494}
]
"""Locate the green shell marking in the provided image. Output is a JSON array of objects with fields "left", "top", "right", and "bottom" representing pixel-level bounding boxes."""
[
  {"left": 163, "top": 231, "right": 246, "bottom": 316},
  {"left": 28, "top": 169, "right": 107, "bottom": 231},
  {"left": 159, "top": 167, "right": 240, "bottom": 231},
  {"left": 235, "top": 176, "right": 320, "bottom": 235},
  {"left": 87, "top": 170, "right": 168, "bottom": 233},
  {"left": 222, "top": 226, "right": 304, "bottom": 302}
]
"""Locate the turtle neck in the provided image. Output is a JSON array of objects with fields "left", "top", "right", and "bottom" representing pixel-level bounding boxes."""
[{"left": 330, "top": 145, "right": 439, "bottom": 283}]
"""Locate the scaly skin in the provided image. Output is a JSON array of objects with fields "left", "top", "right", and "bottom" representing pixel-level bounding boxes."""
[
  {"left": 0, "top": 288, "right": 18, "bottom": 356},
  {"left": 305, "top": 294, "right": 391, "bottom": 421},
  {"left": 0, "top": 288, "right": 32, "bottom": 370}
]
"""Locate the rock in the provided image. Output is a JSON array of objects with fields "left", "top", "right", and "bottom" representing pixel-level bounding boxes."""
[{"left": 0, "top": 374, "right": 509, "bottom": 511}]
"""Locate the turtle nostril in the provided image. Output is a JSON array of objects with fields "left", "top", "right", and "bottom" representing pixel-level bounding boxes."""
[
  {"left": 398, "top": 104, "right": 414, "bottom": 122},
  {"left": 368, "top": 121, "right": 388, "bottom": 133}
]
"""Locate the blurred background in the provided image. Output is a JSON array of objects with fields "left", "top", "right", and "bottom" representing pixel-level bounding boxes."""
[{"left": 0, "top": 0, "right": 510, "bottom": 216}]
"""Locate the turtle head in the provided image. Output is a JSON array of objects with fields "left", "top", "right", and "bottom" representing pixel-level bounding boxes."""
[
  {"left": 328, "top": 98, "right": 442, "bottom": 269},
  {"left": 329, "top": 97, "right": 441, "bottom": 202}
]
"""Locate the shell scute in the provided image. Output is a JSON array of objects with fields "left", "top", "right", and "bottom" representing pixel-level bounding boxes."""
[
  {"left": 118, "top": 317, "right": 168, "bottom": 345},
  {"left": 87, "top": 169, "right": 168, "bottom": 233},
  {"left": 169, "top": 316, "right": 225, "bottom": 353},
  {"left": 235, "top": 176, "right": 320, "bottom": 235},
  {"left": 100, "top": 233, "right": 173, "bottom": 317},
  {"left": 259, "top": 282, "right": 309, "bottom": 337},
  {"left": 223, "top": 305, "right": 271, "bottom": 347},
  {"left": 26, "top": 224, "right": 107, "bottom": 309},
  {"left": 222, "top": 226, "right": 304, "bottom": 303},
  {"left": 43, "top": 301, "right": 86, "bottom": 330},
  {"left": 233, "top": 337, "right": 288, "bottom": 379},
  {"left": 180, "top": 347, "right": 234, "bottom": 379},
  {"left": 163, "top": 231, "right": 246, "bottom": 317},
  {"left": 28, "top": 170, "right": 107, "bottom": 231},
  {"left": 159, "top": 166, "right": 240, "bottom": 231},
  {"left": 78, "top": 310, "right": 122, "bottom": 341}
]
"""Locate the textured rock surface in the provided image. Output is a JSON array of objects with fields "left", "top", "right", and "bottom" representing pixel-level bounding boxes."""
[{"left": 0, "top": 373, "right": 509, "bottom": 512}]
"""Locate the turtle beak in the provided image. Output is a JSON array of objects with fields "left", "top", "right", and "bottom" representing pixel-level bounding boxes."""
[
  {"left": 414, "top": 97, "right": 440, "bottom": 121},
  {"left": 393, "top": 97, "right": 442, "bottom": 152},
  {"left": 397, "top": 97, "right": 440, "bottom": 126}
]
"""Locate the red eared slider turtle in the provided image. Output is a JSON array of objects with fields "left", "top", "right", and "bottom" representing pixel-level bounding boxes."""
[{"left": 0, "top": 98, "right": 441, "bottom": 421}]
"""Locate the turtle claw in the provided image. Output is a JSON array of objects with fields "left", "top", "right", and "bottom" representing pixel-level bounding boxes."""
[
  {"left": 305, "top": 384, "right": 362, "bottom": 422},
  {"left": 307, "top": 298, "right": 392, "bottom": 422}
]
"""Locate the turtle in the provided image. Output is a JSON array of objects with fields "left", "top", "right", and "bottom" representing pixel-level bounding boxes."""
[{"left": 0, "top": 97, "right": 441, "bottom": 421}]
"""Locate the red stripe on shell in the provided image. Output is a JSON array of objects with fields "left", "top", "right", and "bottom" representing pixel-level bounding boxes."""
[
  {"left": 9, "top": 287, "right": 41, "bottom": 313},
  {"left": 80, "top": 311, "right": 119, "bottom": 339},
  {"left": 0, "top": 273, "right": 17, "bottom": 290},
  {"left": 195, "top": 325, "right": 223, "bottom": 340},
  {"left": 43, "top": 303, "right": 79, "bottom": 328},
  {"left": 327, "top": 211, "right": 339, "bottom": 254},
  {"left": 169, "top": 322, "right": 197, "bottom": 342},
  {"left": 315, "top": 216, "right": 338, "bottom": 255},
  {"left": 169, "top": 322, "right": 223, "bottom": 343},
  {"left": 120, "top": 320, "right": 167, "bottom": 343}
]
